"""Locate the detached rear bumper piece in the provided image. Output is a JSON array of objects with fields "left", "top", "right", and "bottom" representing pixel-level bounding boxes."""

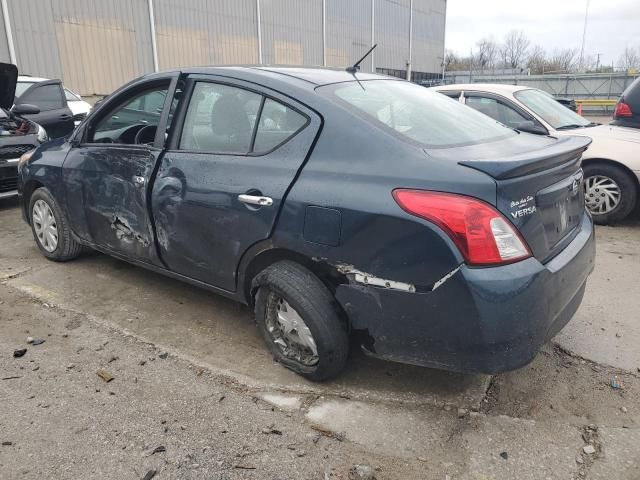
[{"left": 335, "top": 213, "right": 596, "bottom": 374}]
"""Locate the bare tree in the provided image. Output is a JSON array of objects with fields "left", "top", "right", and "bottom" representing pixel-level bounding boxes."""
[
  {"left": 500, "top": 30, "right": 530, "bottom": 69},
  {"left": 618, "top": 46, "right": 640, "bottom": 70},
  {"left": 546, "top": 48, "right": 578, "bottom": 73},
  {"left": 445, "top": 49, "right": 474, "bottom": 72},
  {"left": 475, "top": 38, "right": 498, "bottom": 71},
  {"left": 526, "top": 45, "right": 546, "bottom": 74}
]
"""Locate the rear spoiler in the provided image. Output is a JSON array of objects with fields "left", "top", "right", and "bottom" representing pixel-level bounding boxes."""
[{"left": 459, "top": 136, "right": 592, "bottom": 180}]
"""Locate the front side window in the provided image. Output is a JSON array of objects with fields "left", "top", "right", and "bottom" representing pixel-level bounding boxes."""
[
  {"left": 179, "top": 82, "right": 307, "bottom": 154},
  {"left": 514, "top": 89, "right": 590, "bottom": 130},
  {"left": 90, "top": 86, "right": 169, "bottom": 143},
  {"left": 15, "top": 82, "right": 35, "bottom": 98},
  {"left": 321, "top": 80, "right": 515, "bottom": 148},
  {"left": 465, "top": 96, "right": 530, "bottom": 129},
  {"left": 19, "top": 84, "right": 64, "bottom": 111}
]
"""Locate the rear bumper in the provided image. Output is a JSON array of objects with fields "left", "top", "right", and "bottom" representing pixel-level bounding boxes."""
[{"left": 336, "top": 213, "right": 596, "bottom": 374}]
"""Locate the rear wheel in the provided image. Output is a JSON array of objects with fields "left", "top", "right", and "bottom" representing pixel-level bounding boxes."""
[
  {"left": 583, "top": 162, "right": 637, "bottom": 224},
  {"left": 253, "top": 261, "right": 349, "bottom": 381},
  {"left": 29, "top": 187, "right": 83, "bottom": 261}
]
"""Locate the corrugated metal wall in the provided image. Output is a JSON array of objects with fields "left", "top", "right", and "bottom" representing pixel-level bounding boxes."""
[
  {"left": 325, "top": 0, "right": 373, "bottom": 72},
  {"left": 374, "top": 0, "right": 411, "bottom": 72},
  {"left": 412, "top": 0, "right": 446, "bottom": 73},
  {"left": 0, "top": 4, "right": 10, "bottom": 62},
  {"left": 261, "top": 0, "right": 323, "bottom": 65},
  {"left": 0, "top": 0, "right": 445, "bottom": 96},
  {"left": 154, "top": 0, "right": 258, "bottom": 70}
]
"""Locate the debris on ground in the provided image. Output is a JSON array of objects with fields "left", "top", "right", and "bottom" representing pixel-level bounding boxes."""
[
  {"left": 234, "top": 464, "right": 256, "bottom": 470},
  {"left": 141, "top": 469, "right": 157, "bottom": 480},
  {"left": 31, "top": 339, "right": 45, "bottom": 346},
  {"left": 13, "top": 349, "right": 27, "bottom": 358},
  {"left": 2, "top": 376, "right": 21, "bottom": 380},
  {"left": 499, "top": 451, "right": 508, "bottom": 460},
  {"left": 311, "top": 425, "right": 345, "bottom": 441},
  {"left": 107, "top": 356, "right": 118, "bottom": 363},
  {"left": 261, "top": 426, "right": 283, "bottom": 435},
  {"left": 2, "top": 441, "right": 13, "bottom": 446},
  {"left": 150, "top": 445, "right": 166, "bottom": 455},
  {"left": 158, "top": 352, "right": 168, "bottom": 359},
  {"left": 26, "top": 337, "right": 34, "bottom": 344},
  {"left": 457, "top": 408, "right": 468, "bottom": 418},
  {"left": 349, "top": 463, "right": 376, "bottom": 480},
  {"left": 610, "top": 375, "right": 624, "bottom": 390},
  {"left": 96, "top": 369, "right": 114, "bottom": 383},
  {"left": 620, "top": 406, "right": 628, "bottom": 413},
  {"left": 583, "top": 445, "right": 596, "bottom": 455}
]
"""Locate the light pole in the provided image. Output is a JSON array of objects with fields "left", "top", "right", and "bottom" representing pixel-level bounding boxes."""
[{"left": 578, "top": 0, "right": 590, "bottom": 72}]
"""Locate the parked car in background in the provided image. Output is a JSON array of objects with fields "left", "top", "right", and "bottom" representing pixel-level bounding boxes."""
[
  {"left": 17, "top": 67, "right": 595, "bottom": 381},
  {"left": 612, "top": 76, "right": 640, "bottom": 129},
  {"left": 552, "top": 95, "right": 577, "bottom": 112},
  {"left": 0, "top": 64, "right": 48, "bottom": 199},
  {"left": 13, "top": 76, "right": 84, "bottom": 137},
  {"left": 434, "top": 84, "right": 640, "bottom": 224}
]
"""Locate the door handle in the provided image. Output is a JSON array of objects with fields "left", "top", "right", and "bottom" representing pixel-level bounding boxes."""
[
  {"left": 133, "top": 175, "right": 146, "bottom": 186},
  {"left": 59, "top": 114, "right": 72, "bottom": 120},
  {"left": 238, "top": 194, "right": 273, "bottom": 206}
]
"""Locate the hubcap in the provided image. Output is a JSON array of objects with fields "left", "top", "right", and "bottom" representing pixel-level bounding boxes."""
[
  {"left": 265, "top": 293, "right": 319, "bottom": 367},
  {"left": 584, "top": 175, "right": 621, "bottom": 215},
  {"left": 32, "top": 200, "right": 58, "bottom": 252}
]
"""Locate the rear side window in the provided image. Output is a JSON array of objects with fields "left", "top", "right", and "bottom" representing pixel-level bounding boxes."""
[
  {"left": 19, "top": 84, "right": 64, "bottom": 111},
  {"left": 253, "top": 98, "right": 307, "bottom": 153},
  {"left": 465, "top": 96, "right": 530, "bottom": 129},
  {"left": 179, "top": 82, "right": 306, "bottom": 154},
  {"left": 320, "top": 80, "right": 514, "bottom": 148}
]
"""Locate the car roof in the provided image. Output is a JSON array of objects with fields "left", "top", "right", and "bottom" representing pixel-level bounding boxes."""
[
  {"left": 434, "top": 83, "right": 531, "bottom": 95},
  {"left": 151, "top": 66, "right": 394, "bottom": 88}
]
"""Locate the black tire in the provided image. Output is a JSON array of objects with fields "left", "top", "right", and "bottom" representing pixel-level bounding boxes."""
[
  {"left": 29, "top": 187, "right": 83, "bottom": 261},
  {"left": 252, "top": 261, "right": 349, "bottom": 381},
  {"left": 583, "top": 162, "right": 637, "bottom": 225}
]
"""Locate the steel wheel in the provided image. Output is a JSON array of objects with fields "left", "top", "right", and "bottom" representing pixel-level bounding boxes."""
[
  {"left": 32, "top": 199, "right": 58, "bottom": 252},
  {"left": 584, "top": 175, "right": 621, "bottom": 215},
  {"left": 265, "top": 293, "right": 319, "bottom": 367}
]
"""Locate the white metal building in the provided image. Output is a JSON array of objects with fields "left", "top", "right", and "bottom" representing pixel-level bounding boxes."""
[{"left": 0, "top": 0, "right": 446, "bottom": 97}]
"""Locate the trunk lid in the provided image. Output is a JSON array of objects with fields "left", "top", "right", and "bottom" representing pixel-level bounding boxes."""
[
  {"left": 0, "top": 63, "right": 18, "bottom": 109},
  {"left": 459, "top": 135, "right": 592, "bottom": 263}
]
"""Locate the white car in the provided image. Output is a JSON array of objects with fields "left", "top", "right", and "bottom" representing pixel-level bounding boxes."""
[
  {"left": 434, "top": 84, "right": 640, "bottom": 224},
  {"left": 16, "top": 75, "right": 91, "bottom": 125}
]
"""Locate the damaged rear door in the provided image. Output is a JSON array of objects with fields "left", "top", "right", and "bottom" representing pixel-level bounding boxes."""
[
  {"left": 151, "top": 75, "right": 319, "bottom": 291},
  {"left": 63, "top": 73, "right": 180, "bottom": 264}
]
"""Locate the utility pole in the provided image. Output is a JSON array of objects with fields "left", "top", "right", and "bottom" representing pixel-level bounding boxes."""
[
  {"left": 595, "top": 52, "right": 601, "bottom": 72},
  {"left": 578, "top": 0, "right": 590, "bottom": 72}
]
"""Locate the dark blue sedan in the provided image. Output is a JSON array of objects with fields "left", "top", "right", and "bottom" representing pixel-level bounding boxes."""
[{"left": 16, "top": 67, "right": 595, "bottom": 380}]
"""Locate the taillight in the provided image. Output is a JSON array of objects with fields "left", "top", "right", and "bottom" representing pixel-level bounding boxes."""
[
  {"left": 614, "top": 102, "right": 633, "bottom": 118},
  {"left": 392, "top": 190, "right": 531, "bottom": 266}
]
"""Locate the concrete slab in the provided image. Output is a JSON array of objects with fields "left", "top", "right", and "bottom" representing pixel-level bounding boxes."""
[
  {"left": 554, "top": 221, "right": 640, "bottom": 372},
  {"left": 589, "top": 427, "right": 640, "bottom": 480}
]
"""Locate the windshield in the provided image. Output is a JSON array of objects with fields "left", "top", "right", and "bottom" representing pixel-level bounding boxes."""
[
  {"left": 15, "top": 81, "right": 35, "bottom": 98},
  {"left": 320, "top": 80, "right": 515, "bottom": 148},
  {"left": 514, "top": 89, "right": 590, "bottom": 129}
]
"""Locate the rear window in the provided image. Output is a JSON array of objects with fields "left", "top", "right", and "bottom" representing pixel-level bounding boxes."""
[{"left": 319, "top": 80, "right": 515, "bottom": 148}]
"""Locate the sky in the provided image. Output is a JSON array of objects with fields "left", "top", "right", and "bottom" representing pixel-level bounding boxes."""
[{"left": 445, "top": 0, "right": 640, "bottom": 66}]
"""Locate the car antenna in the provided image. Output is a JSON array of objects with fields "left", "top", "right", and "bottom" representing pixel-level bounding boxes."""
[
  {"left": 346, "top": 44, "right": 377, "bottom": 74},
  {"left": 346, "top": 44, "right": 377, "bottom": 90}
]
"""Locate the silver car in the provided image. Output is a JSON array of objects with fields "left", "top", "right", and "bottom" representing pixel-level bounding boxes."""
[{"left": 434, "top": 84, "right": 640, "bottom": 224}]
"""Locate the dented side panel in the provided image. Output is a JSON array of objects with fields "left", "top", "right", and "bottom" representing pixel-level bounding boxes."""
[{"left": 63, "top": 145, "right": 163, "bottom": 264}]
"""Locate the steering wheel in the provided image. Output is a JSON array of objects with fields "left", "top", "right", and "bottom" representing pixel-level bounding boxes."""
[{"left": 134, "top": 125, "right": 158, "bottom": 146}]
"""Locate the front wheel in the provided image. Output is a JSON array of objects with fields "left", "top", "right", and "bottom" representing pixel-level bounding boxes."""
[
  {"left": 253, "top": 261, "right": 349, "bottom": 381},
  {"left": 583, "top": 163, "right": 637, "bottom": 224},
  {"left": 29, "top": 187, "right": 83, "bottom": 261}
]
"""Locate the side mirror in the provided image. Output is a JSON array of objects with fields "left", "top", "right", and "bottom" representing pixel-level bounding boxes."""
[
  {"left": 515, "top": 120, "right": 547, "bottom": 135},
  {"left": 12, "top": 103, "right": 40, "bottom": 115}
]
